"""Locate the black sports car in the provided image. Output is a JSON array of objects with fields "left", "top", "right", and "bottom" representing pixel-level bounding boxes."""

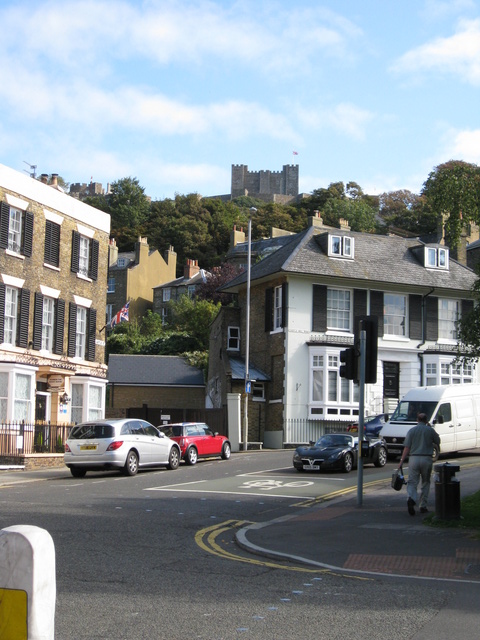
[{"left": 292, "top": 433, "right": 387, "bottom": 473}]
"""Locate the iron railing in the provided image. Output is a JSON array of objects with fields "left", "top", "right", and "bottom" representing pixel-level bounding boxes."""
[
  {"left": 283, "top": 418, "right": 350, "bottom": 445},
  {"left": 0, "top": 421, "right": 75, "bottom": 457}
]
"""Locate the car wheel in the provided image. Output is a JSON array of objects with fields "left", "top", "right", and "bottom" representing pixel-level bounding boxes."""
[
  {"left": 432, "top": 444, "right": 439, "bottom": 462},
  {"left": 185, "top": 447, "right": 198, "bottom": 465},
  {"left": 167, "top": 446, "right": 180, "bottom": 470},
  {"left": 374, "top": 446, "right": 387, "bottom": 467},
  {"left": 343, "top": 452, "right": 353, "bottom": 473},
  {"left": 70, "top": 466, "right": 87, "bottom": 478},
  {"left": 123, "top": 450, "right": 139, "bottom": 476},
  {"left": 221, "top": 442, "right": 231, "bottom": 460}
]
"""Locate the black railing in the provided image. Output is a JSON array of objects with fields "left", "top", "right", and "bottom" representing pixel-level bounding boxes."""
[{"left": 0, "top": 421, "right": 75, "bottom": 457}]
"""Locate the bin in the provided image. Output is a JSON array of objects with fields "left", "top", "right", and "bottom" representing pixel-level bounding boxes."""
[{"left": 434, "top": 462, "right": 461, "bottom": 520}]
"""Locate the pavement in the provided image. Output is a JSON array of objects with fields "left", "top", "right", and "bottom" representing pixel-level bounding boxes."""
[
  {"left": 2, "top": 461, "right": 480, "bottom": 583},
  {"left": 236, "top": 462, "right": 480, "bottom": 583}
]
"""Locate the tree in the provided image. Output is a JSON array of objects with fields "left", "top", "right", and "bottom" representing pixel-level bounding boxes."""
[
  {"left": 320, "top": 197, "right": 377, "bottom": 232},
  {"left": 456, "top": 270, "right": 480, "bottom": 364},
  {"left": 107, "top": 177, "right": 151, "bottom": 231},
  {"left": 166, "top": 296, "right": 221, "bottom": 349},
  {"left": 196, "top": 262, "right": 243, "bottom": 304},
  {"left": 379, "top": 190, "right": 437, "bottom": 235},
  {"left": 421, "top": 161, "right": 480, "bottom": 246}
]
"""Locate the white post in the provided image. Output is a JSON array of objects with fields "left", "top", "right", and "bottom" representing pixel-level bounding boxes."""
[
  {"left": 0, "top": 525, "right": 56, "bottom": 639},
  {"left": 243, "top": 209, "right": 255, "bottom": 450}
]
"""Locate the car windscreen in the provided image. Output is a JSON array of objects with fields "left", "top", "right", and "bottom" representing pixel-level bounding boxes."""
[
  {"left": 391, "top": 401, "right": 438, "bottom": 423},
  {"left": 69, "top": 424, "right": 115, "bottom": 439},
  {"left": 159, "top": 425, "right": 183, "bottom": 438}
]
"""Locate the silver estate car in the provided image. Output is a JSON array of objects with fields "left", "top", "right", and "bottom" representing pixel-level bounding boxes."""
[{"left": 64, "top": 418, "right": 181, "bottom": 478}]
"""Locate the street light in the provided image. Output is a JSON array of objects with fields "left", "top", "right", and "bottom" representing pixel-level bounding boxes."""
[{"left": 243, "top": 207, "right": 256, "bottom": 451}]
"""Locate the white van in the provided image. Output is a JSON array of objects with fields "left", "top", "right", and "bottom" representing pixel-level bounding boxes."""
[{"left": 380, "top": 384, "right": 480, "bottom": 461}]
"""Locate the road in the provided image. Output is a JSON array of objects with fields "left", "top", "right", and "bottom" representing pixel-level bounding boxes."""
[{"left": 0, "top": 450, "right": 478, "bottom": 639}]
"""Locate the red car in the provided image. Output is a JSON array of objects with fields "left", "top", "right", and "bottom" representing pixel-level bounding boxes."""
[{"left": 158, "top": 422, "right": 231, "bottom": 465}]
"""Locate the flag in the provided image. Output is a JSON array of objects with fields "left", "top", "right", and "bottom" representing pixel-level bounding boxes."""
[
  {"left": 293, "top": 151, "right": 298, "bottom": 155},
  {"left": 110, "top": 301, "right": 130, "bottom": 328}
]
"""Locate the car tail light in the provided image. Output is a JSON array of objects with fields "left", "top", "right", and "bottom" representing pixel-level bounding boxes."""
[
  {"left": 106, "top": 441, "right": 124, "bottom": 451},
  {"left": 65, "top": 443, "right": 71, "bottom": 452}
]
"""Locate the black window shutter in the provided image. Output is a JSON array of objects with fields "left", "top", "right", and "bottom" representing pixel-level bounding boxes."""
[
  {"left": 33, "top": 292, "right": 44, "bottom": 350},
  {"left": 0, "top": 202, "right": 9, "bottom": 249},
  {"left": 54, "top": 299, "right": 65, "bottom": 355},
  {"left": 265, "top": 288, "right": 273, "bottom": 332},
  {"left": 370, "top": 291, "right": 384, "bottom": 337},
  {"left": 89, "top": 239, "right": 99, "bottom": 281},
  {"left": 312, "top": 284, "right": 327, "bottom": 332},
  {"left": 462, "top": 299, "right": 474, "bottom": 318},
  {"left": 71, "top": 231, "right": 80, "bottom": 273},
  {"left": 68, "top": 303, "right": 77, "bottom": 357},
  {"left": 281, "top": 283, "right": 288, "bottom": 328},
  {"left": 425, "top": 296, "right": 438, "bottom": 341},
  {"left": 22, "top": 211, "right": 34, "bottom": 257},
  {"left": 409, "top": 295, "right": 422, "bottom": 340},
  {"left": 18, "top": 288, "right": 30, "bottom": 348},
  {"left": 353, "top": 289, "right": 367, "bottom": 319},
  {"left": 86, "top": 308, "right": 97, "bottom": 361},
  {"left": 0, "top": 283, "right": 5, "bottom": 343},
  {"left": 44, "top": 220, "right": 60, "bottom": 267}
]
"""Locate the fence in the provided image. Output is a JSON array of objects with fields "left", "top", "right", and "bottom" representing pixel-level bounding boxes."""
[
  {"left": 0, "top": 421, "right": 75, "bottom": 457},
  {"left": 283, "top": 418, "right": 350, "bottom": 445}
]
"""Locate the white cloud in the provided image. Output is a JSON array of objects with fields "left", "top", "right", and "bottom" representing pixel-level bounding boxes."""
[
  {"left": 443, "top": 128, "right": 480, "bottom": 164},
  {"left": 391, "top": 18, "right": 480, "bottom": 85},
  {"left": 296, "top": 102, "right": 374, "bottom": 141}
]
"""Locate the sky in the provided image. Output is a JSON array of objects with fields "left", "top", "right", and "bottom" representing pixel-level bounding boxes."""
[{"left": 1, "top": 0, "right": 480, "bottom": 201}]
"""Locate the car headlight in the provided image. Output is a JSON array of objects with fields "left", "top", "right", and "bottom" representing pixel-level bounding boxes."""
[{"left": 293, "top": 452, "right": 301, "bottom": 461}]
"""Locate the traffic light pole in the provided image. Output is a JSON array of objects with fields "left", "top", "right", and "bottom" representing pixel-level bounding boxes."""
[{"left": 357, "top": 329, "right": 366, "bottom": 507}]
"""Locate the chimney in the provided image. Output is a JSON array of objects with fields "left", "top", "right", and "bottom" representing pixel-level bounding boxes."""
[
  {"left": 134, "top": 236, "right": 149, "bottom": 265},
  {"left": 40, "top": 174, "right": 49, "bottom": 184},
  {"left": 108, "top": 238, "right": 118, "bottom": 266},
  {"left": 51, "top": 174, "right": 58, "bottom": 187},
  {"left": 230, "top": 225, "right": 245, "bottom": 248},
  {"left": 339, "top": 218, "right": 351, "bottom": 231},
  {"left": 308, "top": 210, "right": 324, "bottom": 228},
  {"left": 184, "top": 259, "right": 200, "bottom": 280}
]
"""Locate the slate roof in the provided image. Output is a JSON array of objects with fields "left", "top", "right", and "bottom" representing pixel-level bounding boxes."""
[
  {"left": 108, "top": 354, "right": 205, "bottom": 386},
  {"left": 222, "top": 227, "right": 477, "bottom": 294}
]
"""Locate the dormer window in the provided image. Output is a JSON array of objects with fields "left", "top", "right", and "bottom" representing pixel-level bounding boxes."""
[
  {"left": 425, "top": 247, "right": 448, "bottom": 270},
  {"left": 329, "top": 234, "right": 354, "bottom": 259}
]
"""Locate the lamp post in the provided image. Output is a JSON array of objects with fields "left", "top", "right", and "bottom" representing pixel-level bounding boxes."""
[{"left": 243, "top": 207, "right": 256, "bottom": 451}]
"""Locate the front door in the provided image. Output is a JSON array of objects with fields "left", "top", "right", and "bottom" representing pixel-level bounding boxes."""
[{"left": 383, "top": 362, "right": 399, "bottom": 401}]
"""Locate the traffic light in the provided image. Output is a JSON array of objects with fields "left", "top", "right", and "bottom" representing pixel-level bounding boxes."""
[
  {"left": 354, "top": 316, "right": 378, "bottom": 384},
  {"left": 339, "top": 347, "right": 356, "bottom": 380}
]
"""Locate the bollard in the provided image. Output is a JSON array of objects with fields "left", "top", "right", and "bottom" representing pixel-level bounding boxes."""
[{"left": 0, "top": 525, "right": 56, "bottom": 640}]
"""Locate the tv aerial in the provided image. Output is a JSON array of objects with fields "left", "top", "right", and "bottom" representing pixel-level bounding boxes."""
[{"left": 23, "top": 161, "right": 37, "bottom": 179}]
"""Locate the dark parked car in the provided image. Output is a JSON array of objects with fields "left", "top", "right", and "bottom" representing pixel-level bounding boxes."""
[
  {"left": 347, "top": 413, "right": 391, "bottom": 437},
  {"left": 64, "top": 418, "right": 181, "bottom": 477},
  {"left": 158, "top": 422, "right": 231, "bottom": 465},
  {"left": 293, "top": 433, "right": 387, "bottom": 473}
]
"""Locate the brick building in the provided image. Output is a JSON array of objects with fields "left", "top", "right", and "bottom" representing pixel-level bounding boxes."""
[
  {"left": 0, "top": 163, "right": 110, "bottom": 425},
  {"left": 107, "top": 237, "right": 177, "bottom": 325}
]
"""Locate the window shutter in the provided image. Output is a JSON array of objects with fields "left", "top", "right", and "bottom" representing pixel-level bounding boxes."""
[
  {"left": 425, "top": 296, "right": 438, "bottom": 341},
  {"left": 33, "top": 292, "right": 44, "bottom": 350},
  {"left": 54, "top": 299, "right": 65, "bottom": 355},
  {"left": 312, "top": 284, "right": 327, "bottom": 332},
  {"left": 409, "top": 295, "right": 422, "bottom": 340},
  {"left": 22, "top": 211, "right": 34, "bottom": 257},
  {"left": 462, "top": 299, "right": 474, "bottom": 317},
  {"left": 89, "top": 239, "right": 99, "bottom": 281},
  {"left": 0, "top": 283, "right": 5, "bottom": 343},
  {"left": 370, "top": 291, "right": 384, "bottom": 337},
  {"left": 68, "top": 303, "right": 77, "bottom": 357},
  {"left": 281, "top": 283, "right": 288, "bottom": 328},
  {"left": 86, "top": 308, "right": 97, "bottom": 361},
  {"left": 18, "top": 288, "right": 30, "bottom": 348},
  {"left": 44, "top": 220, "right": 60, "bottom": 267},
  {"left": 353, "top": 289, "right": 367, "bottom": 319},
  {"left": 265, "top": 288, "right": 273, "bottom": 332},
  {"left": 0, "top": 202, "right": 9, "bottom": 249},
  {"left": 71, "top": 230, "right": 80, "bottom": 273}
]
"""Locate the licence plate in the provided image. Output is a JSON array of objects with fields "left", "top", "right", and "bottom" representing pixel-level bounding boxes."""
[
  {"left": 303, "top": 464, "right": 320, "bottom": 470},
  {"left": 80, "top": 444, "right": 97, "bottom": 451}
]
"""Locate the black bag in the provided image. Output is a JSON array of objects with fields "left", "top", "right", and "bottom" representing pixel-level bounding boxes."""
[{"left": 391, "top": 466, "right": 406, "bottom": 491}]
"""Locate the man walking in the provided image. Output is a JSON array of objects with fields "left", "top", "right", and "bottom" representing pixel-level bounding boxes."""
[{"left": 398, "top": 413, "right": 441, "bottom": 516}]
